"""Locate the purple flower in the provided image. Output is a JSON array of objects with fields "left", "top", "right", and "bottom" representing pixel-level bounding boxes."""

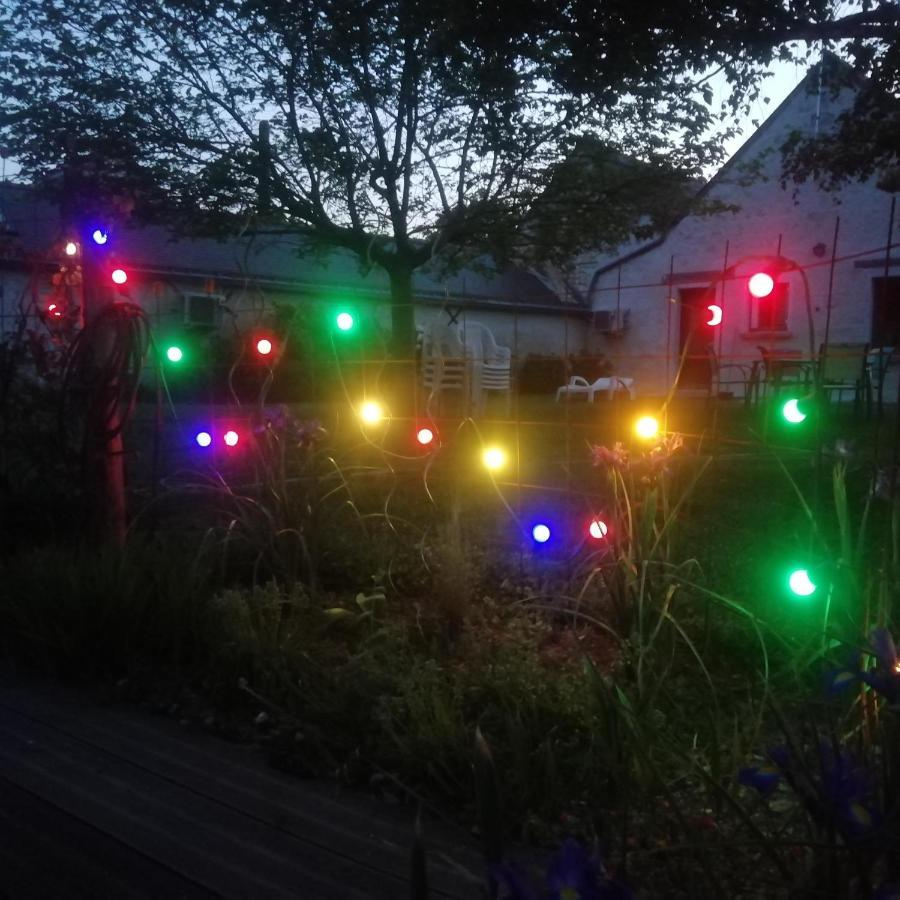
[
  {"left": 738, "top": 762, "right": 782, "bottom": 796},
  {"left": 546, "top": 840, "right": 602, "bottom": 900},
  {"left": 743, "top": 735, "right": 883, "bottom": 847},
  {"left": 492, "top": 842, "right": 632, "bottom": 900},
  {"left": 545, "top": 839, "right": 633, "bottom": 900},
  {"left": 860, "top": 628, "right": 900, "bottom": 705},
  {"left": 823, "top": 648, "right": 862, "bottom": 696},
  {"left": 739, "top": 744, "right": 797, "bottom": 797},
  {"left": 816, "top": 742, "right": 879, "bottom": 839}
]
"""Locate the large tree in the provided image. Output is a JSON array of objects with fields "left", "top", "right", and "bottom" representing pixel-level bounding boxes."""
[
  {"left": 527, "top": 0, "right": 900, "bottom": 187},
  {"left": 0, "top": 0, "right": 732, "bottom": 356},
  {"left": 2, "top": 0, "right": 898, "bottom": 357}
]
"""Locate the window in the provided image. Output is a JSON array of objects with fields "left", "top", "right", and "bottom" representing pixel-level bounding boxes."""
[
  {"left": 751, "top": 282, "right": 788, "bottom": 332},
  {"left": 871, "top": 277, "right": 900, "bottom": 347}
]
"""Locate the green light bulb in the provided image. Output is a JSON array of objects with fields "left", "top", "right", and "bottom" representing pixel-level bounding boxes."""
[
  {"left": 166, "top": 346, "right": 184, "bottom": 363},
  {"left": 788, "top": 568, "right": 817, "bottom": 597},
  {"left": 782, "top": 398, "right": 807, "bottom": 424},
  {"left": 336, "top": 312, "right": 354, "bottom": 331}
]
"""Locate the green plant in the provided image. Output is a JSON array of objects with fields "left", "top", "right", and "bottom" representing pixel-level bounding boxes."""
[{"left": 0, "top": 538, "right": 211, "bottom": 678}]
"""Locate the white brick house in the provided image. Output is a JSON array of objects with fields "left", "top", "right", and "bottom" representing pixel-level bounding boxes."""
[{"left": 571, "top": 60, "right": 900, "bottom": 399}]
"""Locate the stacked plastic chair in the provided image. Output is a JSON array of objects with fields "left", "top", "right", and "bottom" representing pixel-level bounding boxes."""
[
  {"left": 463, "top": 321, "right": 512, "bottom": 416},
  {"left": 421, "top": 321, "right": 471, "bottom": 415}
]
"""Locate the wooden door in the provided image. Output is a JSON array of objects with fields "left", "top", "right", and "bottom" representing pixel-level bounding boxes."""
[{"left": 678, "top": 286, "right": 716, "bottom": 388}]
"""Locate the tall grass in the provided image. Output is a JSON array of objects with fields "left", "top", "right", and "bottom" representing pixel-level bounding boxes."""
[{"left": 0, "top": 538, "right": 211, "bottom": 679}]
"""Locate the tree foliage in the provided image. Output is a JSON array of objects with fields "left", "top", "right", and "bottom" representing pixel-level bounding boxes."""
[
  {"left": 2, "top": 0, "right": 898, "bottom": 352},
  {"left": 533, "top": 0, "right": 900, "bottom": 189},
  {"left": 0, "top": 0, "right": 728, "bottom": 352}
]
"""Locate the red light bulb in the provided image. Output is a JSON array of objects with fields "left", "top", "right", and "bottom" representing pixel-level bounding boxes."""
[{"left": 748, "top": 272, "right": 774, "bottom": 298}]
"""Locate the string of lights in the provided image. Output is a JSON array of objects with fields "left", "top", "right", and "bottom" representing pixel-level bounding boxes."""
[{"left": 8, "top": 209, "right": 893, "bottom": 600}]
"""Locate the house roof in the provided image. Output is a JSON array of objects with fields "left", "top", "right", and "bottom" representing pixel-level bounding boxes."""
[{"left": 0, "top": 183, "right": 572, "bottom": 314}]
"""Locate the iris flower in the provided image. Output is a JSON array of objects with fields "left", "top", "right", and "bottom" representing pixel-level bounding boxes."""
[
  {"left": 546, "top": 840, "right": 633, "bottom": 900},
  {"left": 824, "top": 649, "right": 862, "bottom": 696},
  {"left": 738, "top": 761, "right": 782, "bottom": 796},
  {"left": 740, "top": 743, "right": 879, "bottom": 840},
  {"left": 491, "top": 841, "right": 632, "bottom": 900},
  {"left": 816, "top": 742, "right": 879, "bottom": 839},
  {"left": 860, "top": 628, "right": 900, "bottom": 706}
]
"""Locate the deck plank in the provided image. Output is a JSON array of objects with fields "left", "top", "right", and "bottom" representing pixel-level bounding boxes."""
[
  {"left": 0, "top": 776, "right": 217, "bottom": 900},
  {"left": 0, "top": 677, "right": 482, "bottom": 899}
]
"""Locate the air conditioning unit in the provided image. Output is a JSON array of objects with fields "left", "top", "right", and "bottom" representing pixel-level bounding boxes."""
[
  {"left": 182, "top": 293, "right": 222, "bottom": 328},
  {"left": 593, "top": 309, "right": 630, "bottom": 334}
]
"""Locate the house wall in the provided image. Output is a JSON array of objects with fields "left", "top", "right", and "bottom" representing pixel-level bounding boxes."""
[
  {"left": 1, "top": 263, "right": 590, "bottom": 393},
  {"left": 0, "top": 270, "right": 29, "bottom": 338},
  {"left": 578, "top": 75, "right": 900, "bottom": 398}
]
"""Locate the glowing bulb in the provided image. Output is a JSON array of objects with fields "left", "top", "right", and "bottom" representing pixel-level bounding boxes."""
[
  {"left": 256, "top": 338, "right": 273, "bottom": 356},
  {"left": 532, "top": 523, "right": 551, "bottom": 544},
  {"left": 195, "top": 431, "right": 212, "bottom": 447},
  {"left": 111, "top": 268, "right": 127, "bottom": 285},
  {"left": 47, "top": 303, "right": 62, "bottom": 318},
  {"left": 360, "top": 401, "right": 384, "bottom": 425},
  {"left": 782, "top": 398, "right": 807, "bottom": 424},
  {"left": 224, "top": 430, "right": 239, "bottom": 447},
  {"left": 748, "top": 272, "right": 775, "bottom": 299},
  {"left": 706, "top": 304, "right": 723, "bottom": 326},
  {"left": 92, "top": 228, "right": 109, "bottom": 245},
  {"left": 336, "top": 312, "right": 354, "bottom": 331},
  {"left": 166, "top": 346, "right": 183, "bottom": 363},
  {"left": 893, "top": 660, "right": 900, "bottom": 675},
  {"left": 589, "top": 519, "right": 609, "bottom": 540},
  {"left": 64, "top": 241, "right": 78, "bottom": 256},
  {"left": 416, "top": 427, "right": 434, "bottom": 446},
  {"left": 482, "top": 446, "right": 506, "bottom": 471},
  {"left": 788, "top": 568, "right": 817, "bottom": 597},
  {"left": 634, "top": 415, "right": 659, "bottom": 440}
]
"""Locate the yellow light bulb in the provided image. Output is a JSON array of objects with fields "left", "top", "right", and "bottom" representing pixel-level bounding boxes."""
[
  {"left": 482, "top": 446, "right": 506, "bottom": 471},
  {"left": 360, "top": 401, "right": 384, "bottom": 425},
  {"left": 634, "top": 415, "right": 659, "bottom": 440}
]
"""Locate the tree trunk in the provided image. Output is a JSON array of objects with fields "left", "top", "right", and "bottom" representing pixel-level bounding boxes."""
[
  {"left": 388, "top": 265, "right": 416, "bottom": 361},
  {"left": 387, "top": 265, "right": 417, "bottom": 418}
]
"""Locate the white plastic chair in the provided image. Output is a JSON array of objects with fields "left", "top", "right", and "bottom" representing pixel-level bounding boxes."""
[
  {"left": 462, "top": 322, "right": 512, "bottom": 416},
  {"left": 421, "top": 321, "right": 471, "bottom": 415},
  {"left": 556, "top": 375, "right": 636, "bottom": 403}
]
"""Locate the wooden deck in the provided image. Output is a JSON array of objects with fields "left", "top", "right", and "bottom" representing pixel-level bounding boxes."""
[{"left": 0, "top": 675, "right": 483, "bottom": 899}]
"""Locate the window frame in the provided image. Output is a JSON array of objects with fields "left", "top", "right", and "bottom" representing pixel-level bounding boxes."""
[{"left": 749, "top": 282, "right": 789, "bottom": 333}]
